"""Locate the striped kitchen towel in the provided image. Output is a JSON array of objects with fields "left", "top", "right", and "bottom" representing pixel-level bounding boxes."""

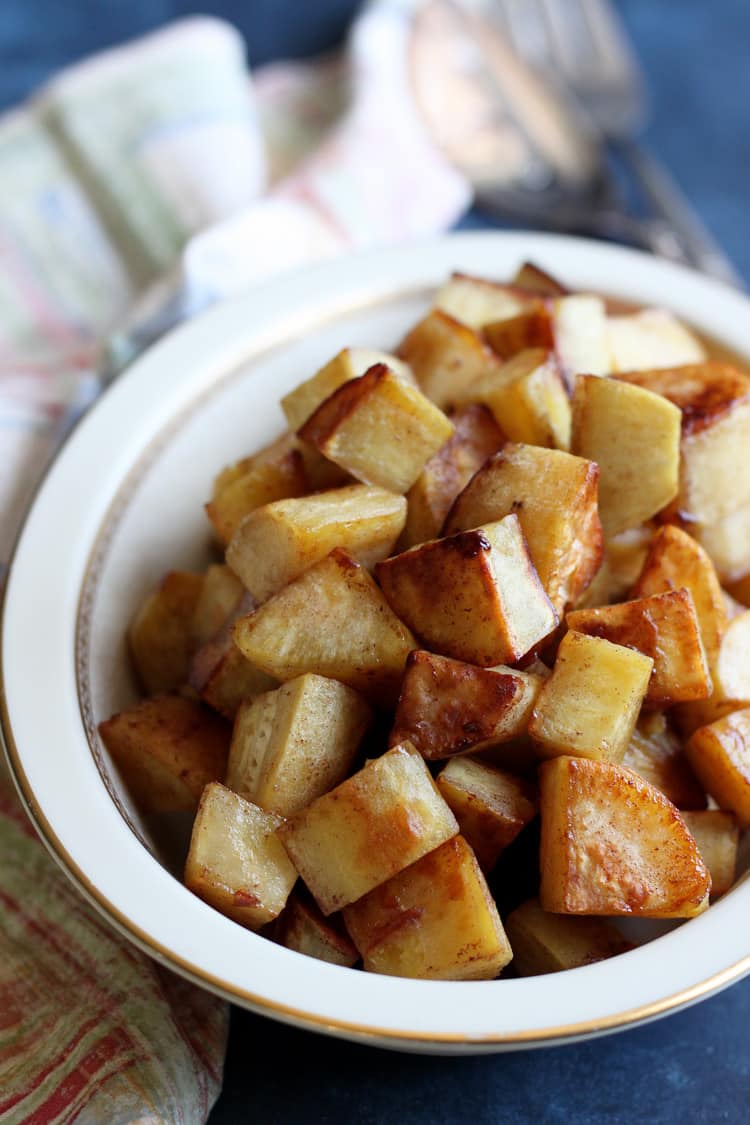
[{"left": 0, "top": 4, "right": 469, "bottom": 1120}]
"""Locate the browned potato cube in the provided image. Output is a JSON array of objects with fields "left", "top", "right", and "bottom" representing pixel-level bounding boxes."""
[
  {"left": 298, "top": 363, "right": 454, "bottom": 493},
  {"left": 211, "top": 432, "right": 296, "bottom": 495},
  {"left": 275, "top": 888, "right": 359, "bottom": 967},
  {"left": 674, "top": 609, "right": 750, "bottom": 734},
  {"left": 607, "top": 309, "right": 705, "bottom": 373},
  {"left": 396, "top": 310, "right": 502, "bottom": 408},
  {"left": 685, "top": 708, "right": 750, "bottom": 826},
  {"left": 572, "top": 374, "right": 681, "bottom": 536},
  {"left": 567, "top": 589, "right": 711, "bottom": 708},
  {"left": 436, "top": 757, "right": 537, "bottom": 871},
  {"left": 190, "top": 595, "right": 278, "bottom": 719},
  {"left": 225, "top": 674, "right": 372, "bottom": 815},
  {"left": 281, "top": 347, "right": 414, "bottom": 432},
  {"left": 632, "top": 524, "right": 726, "bottom": 665},
  {"left": 343, "top": 836, "right": 512, "bottom": 979},
  {"left": 551, "top": 295, "right": 610, "bottom": 388},
  {"left": 129, "top": 570, "right": 204, "bottom": 694},
  {"left": 539, "top": 756, "right": 711, "bottom": 917},
  {"left": 184, "top": 783, "right": 297, "bottom": 929},
  {"left": 726, "top": 570, "right": 750, "bottom": 607},
  {"left": 277, "top": 743, "right": 458, "bottom": 915},
  {"left": 402, "top": 404, "right": 505, "bottom": 548},
  {"left": 190, "top": 564, "right": 245, "bottom": 649},
  {"left": 460, "top": 349, "right": 572, "bottom": 451},
  {"left": 693, "top": 503, "right": 750, "bottom": 582},
  {"left": 232, "top": 549, "right": 415, "bottom": 705},
  {"left": 444, "top": 444, "right": 602, "bottom": 614},
  {"left": 484, "top": 308, "right": 554, "bottom": 360},
  {"left": 504, "top": 898, "right": 632, "bottom": 976},
  {"left": 98, "top": 694, "right": 230, "bottom": 813},
  {"left": 617, "top": 362, "right": 750, "bottom": 526},
  {"left": 511, "top": 261, "right": 569, "bottom": 296},
  {"left": 703, "top": 607, "right": 750, "bottom": 702},
  {"left": 680, "top": 810, "right": 738, "bottom": 898},
  {"left": 529, "top": 631, "right": 653, "bottom": 762},
  {"left": 191, "top": 640, "right": 278, "bottom": 720},
  {"left": 206, "top": 444, "right": 309, "bottom": 546},
  {"left": 432, "top": 272, "right": 531, "bottom": 329},
  {"left": 389, "top": 650, "right": 542, "bottom": 759},
  {"left": 226, "top": 483, "right": 406, "bottom": 603},
  {"left": 574, "top": 525, "right": 655, "bottom": 610},
  {"left": 622, "top": 714, "right": 707, "bottom": 810},
  {"left": 377, "top": 517, "right": 557, "bottom": 667}
]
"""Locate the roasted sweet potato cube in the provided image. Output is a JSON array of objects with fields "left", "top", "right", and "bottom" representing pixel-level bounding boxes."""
[
  {"left": 685, "top": 708, "right": 750, "bottom": 826},
  {"left": 617, "top": 362, "right": 750, "bottom": 526},
  {"left": 402, "top": 404, "right": 505, "bottom": 548},
  {"left": 529, "top": 631, "right": 653, "bottom": 762},
  {"left": 607, "top": 309, "right": 705, "bottom": 373},
  {"left": 277, "top": 743, "right": 458, "bottom": 915},
  {"left": 281, "top": 347, "right": 414, "bottom": 431},
  {"left": 377, "top": 517, "right": 557, "bottom": 667},
  {"left": 232, "top": 549, "right": 415, "bottom": 705},
  {"left": 396, "top": 309, "right": 502, "bottom": 409},
  {"left": 567, "top": 589, "right": 711, "bottom": 708},
  {"left": 298, "top": 363, "right": 453, "bottom": 493},
  {"left": 460, "top": 349, "right": 572, "bottom": 451},
  {"left": 389, "top": 651, "right": 541, "bottom": 759},
  {"left": 622, "top": 714, "right": 707, "bottom": 810},
  {"left": 226, "top": 483, "right": 406, "bottom": 602},
  {"left": 504, "top": 898, "right": 632, "bottom": 976},
  {"left": 693, "top": 503, "right": 750, "bottom": 582},
  {"left": 206, "top": 445, "right": 309, "bottom": 546},
  {"left": 129, "top": 570, "right": 205, "bottom": 694},
  {"left": 511, "top": 261, "right": 569, "bottom": 296},
  {"left": 551, "top": 295, "right": 610, "bottom": 388},
  {"left": 572, "top": 374, "right": 681, "bottom": 536},
  {"left": 275, "top": 888, "right": 359, "bottom": 967},
  {"left": 632, "top": 525, "right": 726, "bottom": 666},
  {"left": 98, "top": 694, "right": 230, "bottom": 813},
  {"left": 445, "top": 444, "right": 602, "bottom": 614},
  {"left": 436, "top": 757, "right": 537, "bottom": 871},
  {"left": 484, "top": 308, "right": 554, "bottom": 360},
  {"left": 225, "top": 674, "right": 372, "bottom": 815},
  {"left": 184, "top": 783, "right": 297, "bottom": 929},
  {"left": 342, "top": 836, "right": 511, "bottom": 979},
  {"left": 539, "top": 756, "right": 711, "bottom": 917},
  {"left": 190, "top": 564, "right": 245, "bottom": 649},
  {"left": 432, "top": 272, "right": 531, "bottom": 329},
  {"left": 680, "top": 810, "right": 738, "bottom": 898}
]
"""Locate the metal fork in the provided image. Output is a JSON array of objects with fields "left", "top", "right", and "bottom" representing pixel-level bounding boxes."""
[{"left": 490, "top": 0, "right": 742, "bottom": 286}]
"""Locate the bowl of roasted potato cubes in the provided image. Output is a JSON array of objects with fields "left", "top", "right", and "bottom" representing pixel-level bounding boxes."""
[{"left": 4, "top": 232, "right": 750, "bottom": 1051}]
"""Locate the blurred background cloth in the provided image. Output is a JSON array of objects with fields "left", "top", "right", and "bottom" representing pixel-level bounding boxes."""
[
  {"left": 1, "top": 0, "right": 748, "bottom": 279},
  {"left": 1, "top": 2, "right": 749, "bottom": 1124}
]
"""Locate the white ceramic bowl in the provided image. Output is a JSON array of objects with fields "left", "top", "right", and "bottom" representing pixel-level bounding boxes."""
[{"left": 3, "top": 232, "right": 750, "bottom": 1054}]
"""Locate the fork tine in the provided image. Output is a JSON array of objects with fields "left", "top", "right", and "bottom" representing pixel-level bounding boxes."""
[
  {"left": 538, "top": 0, "right": 600, "bottom": 78},
  {"left": 495, "top": 0, "right": 554, "bottom": 70},
  {"left": 577, "top": 0, "right": 643, "bottom": 82}
]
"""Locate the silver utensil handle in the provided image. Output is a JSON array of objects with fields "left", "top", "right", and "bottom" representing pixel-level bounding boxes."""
[{"left": 615, "top": 140, "right": 744, "bottom": 288}]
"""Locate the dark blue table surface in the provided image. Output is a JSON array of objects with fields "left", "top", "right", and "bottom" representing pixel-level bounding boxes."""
[{"left": 2, "top": 2, "right": 749, "bottom": 1121}]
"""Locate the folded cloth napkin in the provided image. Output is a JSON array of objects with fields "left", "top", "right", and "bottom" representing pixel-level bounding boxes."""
[{"left": 0, "top": 4, "right": 469, "bottom": 1120}]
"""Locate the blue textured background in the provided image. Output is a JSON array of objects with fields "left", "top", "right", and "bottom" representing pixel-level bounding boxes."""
[{"left": 1, "top": 3, "right": 748, "bottom": 1121}]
